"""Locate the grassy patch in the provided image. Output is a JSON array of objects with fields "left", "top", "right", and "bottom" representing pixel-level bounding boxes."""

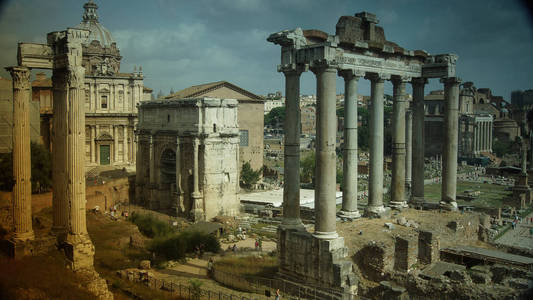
[
  {"left": 0, "top": 255, "right": 95, "bottom": 300},
  {"left": 214, "top": 255, "right": 278, "bottom": 278},
  {"left": 424, "top": 181, "right": 511, "bottom": 208}
]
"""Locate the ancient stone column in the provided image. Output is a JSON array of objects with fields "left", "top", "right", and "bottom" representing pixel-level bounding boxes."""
[
  {"left": 191, "top": 137, "right": 204, "bottom": 221},
  {"left": 311, "top": 65, "right": 338, "bottom": 239},
  {"left": 149, "top": 135, "right": 156, "bottom": 209},
  {"left": 123, "top": 126, "right": 128, "bottom": 163},
  {"left": 365, "top": 73, "right": 389, "bottom": 215},
  {"left": 440, "top": 77, "right": 461, "bottom": 211},
  {"left": 135, "top": 134, "right": 144, "bottom": 204},
  {"left": 411, "top": 78, "right": 426, "bottom": 204},
  {"left": 281, "top": 66, "right": 304, "bottom": 229},
  {"left": 405, "top": 109, "right": 413, "bottom": 195},
  {"left": 114, "top": 126, "right": 119, "bottom": 163},
  {"left": 390, "top": 77, "right": 409, "bottom": 209},
  {"left": 90, "top": 126, "right": 96, "bottom": 163},
  {"left": 174, "top": 136, "right": 183, "bottom": 215},
  {"left": 6, "top": 66, "right": 34, "bottom": 242},
  {"left": 338, "top": 69, "right": 362, "bottom": 219}
]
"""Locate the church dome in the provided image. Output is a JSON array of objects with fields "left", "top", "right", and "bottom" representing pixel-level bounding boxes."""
[{"left": 75, "top": 0, "right": 116, "bottom": 48}]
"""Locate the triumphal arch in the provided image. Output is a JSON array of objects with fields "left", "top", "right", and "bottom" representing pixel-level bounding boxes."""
[{"left": 268, "top": 12, "right": 460, "bottom": 298}]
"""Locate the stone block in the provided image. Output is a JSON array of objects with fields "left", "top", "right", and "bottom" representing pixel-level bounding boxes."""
[
  {"left": 418, "top": 230, "right": 440, "bottom": 265},
  {"left": 0, "top": 239, "right": 34, "bottom": 259},
  {"left": 394, "top": 236, "right": 417, "bottom": 272},
  {"left": 139, "top": 260, "right": 151, "bottom": 270},
  {"left": 64, "top": 235, "right": 95, "bottom": 271}
]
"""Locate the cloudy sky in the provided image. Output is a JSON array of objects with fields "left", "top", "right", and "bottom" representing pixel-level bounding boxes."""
[{"left": 0, "top": 0, "right": 532, "bottom": 99}]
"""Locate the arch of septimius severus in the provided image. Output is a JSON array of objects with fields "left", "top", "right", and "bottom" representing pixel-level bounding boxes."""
[{"left": 268, "top": 12, "right": 460, "bottom": 297}]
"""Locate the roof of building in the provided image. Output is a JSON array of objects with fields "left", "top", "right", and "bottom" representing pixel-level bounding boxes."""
[
  {"left": 165, "top": 81, "right": 264, "bottom": 101},
  {"left": 75, "top": 0, "right": 116, "bottom": 47}
]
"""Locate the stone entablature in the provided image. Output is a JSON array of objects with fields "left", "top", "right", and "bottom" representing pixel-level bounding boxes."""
[{"left": 136, "top": 98, "right": 240, "bottom": 221}]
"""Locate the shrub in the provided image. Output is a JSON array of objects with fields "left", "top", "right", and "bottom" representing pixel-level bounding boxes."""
[
  {"left": 149, "top": 231, "right": 220, "bottom": 260},
  {"left": 240, "top": 162, "right": 261, "bottom": 188},
  {"left": 129, "top": 213, "right": 174, "bottom": 238}
]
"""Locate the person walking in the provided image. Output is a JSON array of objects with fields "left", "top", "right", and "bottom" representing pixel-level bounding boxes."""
[{"left": 275, "top": 288, "right": 281, "bottom": 300}]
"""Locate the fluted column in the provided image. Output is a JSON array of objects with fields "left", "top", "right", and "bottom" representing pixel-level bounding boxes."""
[
  {"left": 365, "top": 73, "right": 389, "bottom": 215},
  {"left": 90, "top": 126, "right": 96, "bottom": 163},
  {"left": 114, "top": 126, "right": 119, "bottom": 163},
  {"left": 411, "top": 78, "right": 426, "bottom": 204},
  {"left": 311, "top": 65, "right": 338, "bottom": 239},
  {"left": 390, "top": 77, "right": 409, "bottom": 209},
  {"left": 405, "top": 109, "right": 413, "bottom": 196},
  {"left": 175, "top": 136, "right": 183, "bottom": 215},
  {"left": 148, "top": 135, "right": 156, "bottom": 209},
  {"left": 6, "top": 66, "right": 34, "bottom": 242},
  {"left": 65, "top": 64, "right": 88, "bottom": 236},
  {"left": 191, "top": 137, "right": 204, "bottom": 222},
  {"left": 135, "top": 134, "right": 144, "bottom": 204},
  {"left": 51, "top": 70, "right": 68, "bottom": 235},
  {"left": 123, "top": 126, "right": 128, "bottom": 163},
  {"left": 338, "top": 69, "right": 362, "bottom": 219},
  {"left": 489, "top": 121, "right": 493, "bottom": 152},
  {"left": 440, "top": 77, "right": 461, "bottom": 211},
  {"left": 281, "top": 66, "right": 305, "bottom": 229}
]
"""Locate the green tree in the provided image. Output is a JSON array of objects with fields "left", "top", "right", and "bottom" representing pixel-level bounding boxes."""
[
  {"left": 300, "top": 152, "right": 315, "bottom": 184},
  {"left": 240, "top": 162, "right": 261, "bottom": 188},
  {"left": 264, "top": 106, "right": 285, "bottom": 128},
  {"left": 0, "top": 142, "right": 52, "bottom": 193}
]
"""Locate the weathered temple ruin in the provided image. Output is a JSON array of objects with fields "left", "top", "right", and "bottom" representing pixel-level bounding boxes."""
[
  {"left": 2, "top": 19, "right": 112, "bottom": 300},
  {"left": 135, "top": 98, "right": 240, "bottom": 221},
  {"left": 268, "top": 12, "right": 460, "bottom": 297}
]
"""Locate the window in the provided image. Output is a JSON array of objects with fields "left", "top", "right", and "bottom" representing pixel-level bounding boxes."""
[
  {"left": 239, "top": 130, "right": 249, "bottom": 147},
  {"left": 101, "top": 95, "right": 108, "bottom": 109}
]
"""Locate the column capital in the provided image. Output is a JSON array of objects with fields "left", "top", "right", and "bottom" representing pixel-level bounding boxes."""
[
  {"left": 6, "top": 66, "right": 31, "bottom": 90},
  {"left": 391, "top": 75, "right": 411, "bottom": 85},
  {"left": 364, "top": 72, "right": 391, "bottom": 82},
  {"left": 310, "top": 62, "right": 337, "bottom": 75},
  {"left": 440, "top": 76, "right": 462, "bottom": 85},
  {"left": 280, "top": 64, "right": 307, "bottom": 76},
  {"left": 338, "top": 69, "right": 365, "bottom": 80},
  {"left": 411, "top": 77, "right": 428, "bottom": 86}
]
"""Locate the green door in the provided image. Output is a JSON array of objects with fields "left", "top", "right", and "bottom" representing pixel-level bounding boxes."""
[{"left": 100, "top": 145, "right": 110, "bottom": 165}]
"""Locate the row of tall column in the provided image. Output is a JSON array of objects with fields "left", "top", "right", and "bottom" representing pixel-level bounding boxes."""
[
  {"left": 280, "top": 65, "right": 461, "bottom": 238},
  {"left": 473, "top": 120, "right": 492, "bottom": 154}
]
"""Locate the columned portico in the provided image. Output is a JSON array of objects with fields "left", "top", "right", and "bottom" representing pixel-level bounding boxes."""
[
  {"left": 6, "top": 66, "right": 34, "bottom": 242},
  {"left": 440, "top": 77, "right": 461, "bottom": 211},
  {"left": 365, "top": 73, "right": 389, "bottom": 216},
  {"left": 281, "top": 66, "right": 305, "bottom": 229},
  {"left": 311, "top": 65, "right": 338, "bottom": 239},
  {"left": 411, "top": 78, "right": 427, "bottom": 204},
  {"left": 338, "top": 69, "right": 362, "bottom": 219},
  {"left": 390, "top": 76, "right": 409, "bottom": 209}
]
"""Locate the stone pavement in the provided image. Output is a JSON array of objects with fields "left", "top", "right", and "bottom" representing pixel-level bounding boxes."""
[{"left": 496, "top": 212, "right": 533, "bottom": 250}]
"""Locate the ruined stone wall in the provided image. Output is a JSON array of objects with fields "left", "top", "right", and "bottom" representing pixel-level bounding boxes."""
[
  {"left": 394, "top": 236, "right": 417, "bottom": 272},
  {"left": 86, "top": 176, "right": 132, "bottom": 211},
  {"left": 355, "top": 241, "right": 394, "bottom": 281},
  {"left": 418, "top": 230, "right": 440, "bottom": 265}
]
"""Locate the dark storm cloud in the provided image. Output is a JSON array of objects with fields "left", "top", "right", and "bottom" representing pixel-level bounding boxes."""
[{"left": 0, "top": 0, "right": 532, "bottom": 99}]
